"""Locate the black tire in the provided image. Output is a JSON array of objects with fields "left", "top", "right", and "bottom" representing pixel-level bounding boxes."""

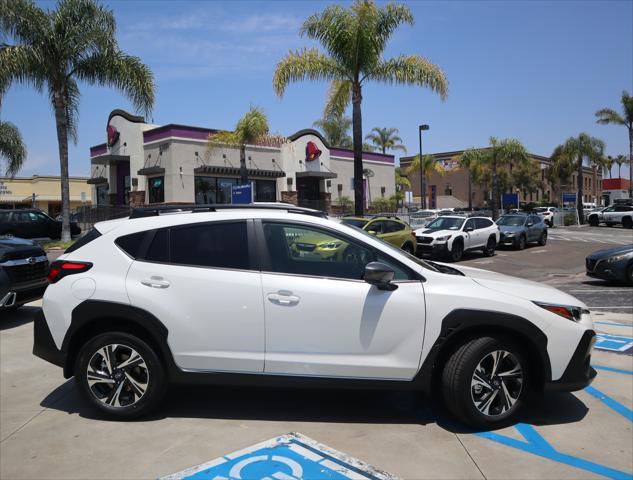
[
  {"left": 517, "top": 235, "right": 526, "bottom": 250},
  {"left": 482, "top": 236, "right": 496, "bottom": 257},
  {"left": 623, "top": 217, "right": 633, "bottom": 229},
  {"left": 75, "top": 332, "right": 167, "bottom": 420},
  {"left": 402, "top": 242, "right": 415, "bottom": 255},
  {"left": 626, "top": 263, "right": 633, "bottom": 286},
  {"left": 441, "top": 336, "right": 527, "bottom": 428},
  {"left": 537, "top": 231, "right": 547, "bottom": 246},
  {"left": 589, "top": 216, "right": 599, "bottom": 227},
  {"left": 449, "top": 240, "right": 463, "bottom": 262}
]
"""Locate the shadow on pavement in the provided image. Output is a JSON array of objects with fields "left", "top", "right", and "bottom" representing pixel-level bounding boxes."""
[
  {"left": 0, "top": 305, "right": 39, "bottom": 330},
  {"left": 41, "top": 379, "right": 588, "bottom": 432}
]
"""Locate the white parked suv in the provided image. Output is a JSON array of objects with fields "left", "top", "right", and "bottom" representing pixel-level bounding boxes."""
[
  {"left": 534, "top": 207, "right": 556, "bottom": 227},
  {"left": 414, "top": 215, "right": 500, "bottom": 262},
  {"left": 34, "top": 204, "right": 596, "bottom": 428},
  {"left": 588, "top": 204, "right": 633, "bottom": 228}
]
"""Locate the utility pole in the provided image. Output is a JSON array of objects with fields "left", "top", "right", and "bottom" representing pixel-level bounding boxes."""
[{"left": 418, "top": 124, "right": 429, "bottom": 209}]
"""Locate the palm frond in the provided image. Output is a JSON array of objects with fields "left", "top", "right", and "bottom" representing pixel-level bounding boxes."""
[
  {"left": 273, "top": 48, "right": 347, "bottom": 98},
  {"left": 621, "top": 90, "right": 633, "bottom": 124},
  {"left": 300, "top": 4, "right": 355, "bottom": 69},
  {"left": 0, "top": 0, "right": 49, "bottom": 46},
  {"left": 324, "top": 79, "right": 352, "bottom": 118},
  {"left": 74, "top": 51, "right": 154, "bottom": 117},
  {"left": 366, "top": 54, "right": 448, "bottom": 100},
  {"left": 373, "top": 2, "right": 414, "bottom": 55},
  {"left": 595, "top": 107, "right": 625, "bottom": 126},
  {"left": 0, "top": 44, "right": 46, "bottom": 93},
  {"left": 0, "top": 119, "right": 26, "bottom": 177}
]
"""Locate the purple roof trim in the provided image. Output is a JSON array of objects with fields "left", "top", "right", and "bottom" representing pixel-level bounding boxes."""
[
  {"left": 143, "top": 124, "right": 219, "bottom": 144},
  {"left": 90, "top": 143, "right": 107, "bottom": 157},
  {"left": 330, "top": 148, "right": 394, "bottom": 164}
]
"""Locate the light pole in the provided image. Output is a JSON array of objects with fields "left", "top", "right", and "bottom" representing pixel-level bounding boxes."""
[{"left": 418, "top": 124, "right": 429, "bottom": 209}]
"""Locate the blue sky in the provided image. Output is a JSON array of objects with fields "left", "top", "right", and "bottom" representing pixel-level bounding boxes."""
[{"left": 2, "top": 0, "right": 632, "bottom": 178}]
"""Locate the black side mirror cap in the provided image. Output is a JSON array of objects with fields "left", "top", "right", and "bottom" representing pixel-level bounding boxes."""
[{"left": 364, "top": 262, "right": 398, "bottom": 291}]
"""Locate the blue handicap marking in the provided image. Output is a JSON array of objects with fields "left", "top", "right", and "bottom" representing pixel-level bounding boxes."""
[
  {"left": 161, "top": 433, "right": 397, "bottom": 480},
  {"left": 594, "top": 333, "right": 633, "bottom": 354}
]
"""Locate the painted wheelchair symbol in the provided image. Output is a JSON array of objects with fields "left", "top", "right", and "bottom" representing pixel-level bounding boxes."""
[{"left": 212, "top": 454, "right": 303, "bottom": 480}]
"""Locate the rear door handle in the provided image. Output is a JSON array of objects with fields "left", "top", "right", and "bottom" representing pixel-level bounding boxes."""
[
  {"left": 267, "top": 290, "right": 300, "bottom": 306},
  {"left": 141, "top": 276, "right": 170, "bottom": 289}
]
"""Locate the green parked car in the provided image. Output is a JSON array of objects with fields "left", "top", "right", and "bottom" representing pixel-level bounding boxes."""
[{"left": 340, "top": 216, "right": 417, "bottom": 254}]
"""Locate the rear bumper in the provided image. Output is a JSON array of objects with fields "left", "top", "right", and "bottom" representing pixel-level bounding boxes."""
[
  {"left": 32, "top": 309, "right": 66, "bottom": 368},
  {"left": 543, "top": 330, "right": 597, "bottom": 392}
]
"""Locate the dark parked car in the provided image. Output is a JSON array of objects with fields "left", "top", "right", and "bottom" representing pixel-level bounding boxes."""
[
  {"left": 496, "top": 214, "right": 547, "bottom": 249},
  {"left": 586, "top": 244, "right": 633, "bottom": 285},
  {"left": 0, "top": 236, "right": 49, "bottom": 310},
  {"left": 0, "top": 209, "right": 80, "bottom": 239}
]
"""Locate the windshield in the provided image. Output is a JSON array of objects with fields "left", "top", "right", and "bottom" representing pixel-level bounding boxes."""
[
  {"left": 497, "top": 216, "right": 526, "bottom": 226},
  {"left": 426, "top": 217, "right": 465, "bottom": 230},
  {"left": 341, "top": 218, "right": 369, "bottom": 229},
  {"left": 534, "top": 208, "right": 548, "bottom": 213}
]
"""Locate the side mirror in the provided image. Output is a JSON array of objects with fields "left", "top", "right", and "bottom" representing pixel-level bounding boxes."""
[
  {"left": 364, "top": 262, "right": 397, "bottom": 291},
  {"left": 464, "top": 226, "right": 474, "bottom": 232},
  {"left": 367, "top": 230, "right": 377, "bottom": 236},
  {"left": 527, "top": 222, "right": 533, "bottom": 227}
]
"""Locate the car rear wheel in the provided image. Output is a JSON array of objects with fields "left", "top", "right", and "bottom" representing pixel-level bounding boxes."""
[
  {"left": 589, "top": 216, "right": 599, "bottom": 227},
  {"left": 442, "top": 336, "right": 527, "bottom": 428},
  {"left": 538, "top": 231, "right": 547, "bottom": 246},
  {"left": 483, "top": 237, "right": 496, "bottom": 257},
  {"left": 517, "top": 235, "right": 526, "bottom": 250},
  {"left": 75, "top": 332, "right": 166, "bottom": 419},
  {"left": 449, "top": 241, "right": 463, "bottom": 262},
  {"left": 623, "top": 217, "right": 633, "bottom": 229}
]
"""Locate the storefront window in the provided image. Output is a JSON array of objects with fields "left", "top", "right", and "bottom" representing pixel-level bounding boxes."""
[
  {"left": 217, "top": 178, "right": 237, "bottom": 204},
  {"left": 195, "top": 176, "right": 217, "bottom": 204},
  {"left": 96, "top": 185, "right": 108, "bottom": 205},
  {"left": 148, "top": 176, "right": 164, "bottom": 204},
  {"left": 254, "top": 180, "right": 277, "bottom": 202}
]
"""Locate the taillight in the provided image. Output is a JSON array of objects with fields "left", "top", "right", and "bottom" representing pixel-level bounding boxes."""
[{"left": 47, "top": 261, "right": 93, "bottom": 284}]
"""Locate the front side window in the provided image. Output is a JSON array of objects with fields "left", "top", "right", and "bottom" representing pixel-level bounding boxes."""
[
  {"left": 170, "top": 222, "right": 249, "bottom": 270},
  {"left": 464, "top": 219, "right": 476, "bottom": 230}
]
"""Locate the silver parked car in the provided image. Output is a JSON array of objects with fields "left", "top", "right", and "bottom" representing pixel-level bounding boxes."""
[{"left": 496, "top": 214, "right": 548, "bottom": 250}]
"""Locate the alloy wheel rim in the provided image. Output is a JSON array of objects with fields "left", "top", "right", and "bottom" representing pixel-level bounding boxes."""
[
  {"left": 86, "top": 344, "right": 149, "bottom": 408},
  {"left": 470, "top": 350, "right": 523, "bottom": 417}
]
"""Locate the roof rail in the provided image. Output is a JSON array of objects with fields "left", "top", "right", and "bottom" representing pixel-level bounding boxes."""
[{"left": 129, "top": 203, "right": 328, "bottom": 219}]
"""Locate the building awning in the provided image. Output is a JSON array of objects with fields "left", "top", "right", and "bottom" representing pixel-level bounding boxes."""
[
  {"left": 87, "top": 176, "right": 108, "bottom": 185},
  {"left": 194, "top": 165, "right": 285, "bottom": 178},
  {"left": 296, "top": 171, "right": 338, "bottom": 179},
  {"left": 137, "top": 166, "right": 166, "bottom": 176},
  {"left": 91, "top": 154, "right": 130, "bottom": 166}
]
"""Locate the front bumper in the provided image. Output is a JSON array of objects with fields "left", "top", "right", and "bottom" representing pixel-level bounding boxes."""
[
  {"left": 586, "top": 258, "right": 628, "bottom": 283},
  {"left": 499, "top": 233, "right": 518, "bottom": 247},
  {"left": 416, "top": 241, "right": 449, "bottom": 256},
  {"left": 543, "top": 330, "right": 597, "bottom": 392},
  {"left": 32, "top": 309, "right": 66, "bottom": 369}
]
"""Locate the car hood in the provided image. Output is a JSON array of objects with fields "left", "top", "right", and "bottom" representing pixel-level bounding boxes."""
[
  {"left": 498, "top": 225, "right": 525, "bottom": 233},
  {"left": 587, "top": 244, "right": 633, "bottom": 260},
  {"left": 0, "top": 236, "right": 44, "bottom": 261},
  {"left": 414, "top": 228, "right": 458, "bottom": 237},
  {"left": 454, "top": 264, "right": 587, "bottom": 308}
]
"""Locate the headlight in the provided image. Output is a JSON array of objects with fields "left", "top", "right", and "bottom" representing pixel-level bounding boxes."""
[
  {"left": 320, "top": 241, "right": 342, "bottom": 249},
  {"left": 606, "top": 253, "right": 633, "bottom": 263},
  {"left": 534, "top": 302, "right": 587, "bottom": 322},
  {"left": 436, "top": 235, "right": 452, "bottom": 242}
]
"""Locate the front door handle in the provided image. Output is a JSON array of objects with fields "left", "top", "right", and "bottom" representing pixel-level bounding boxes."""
[
  {"left": 267, "top": 290, "right": 300, "bottom": 306},
  {"left": 141, "top": 276, "right": 170, "bottom": 289}
]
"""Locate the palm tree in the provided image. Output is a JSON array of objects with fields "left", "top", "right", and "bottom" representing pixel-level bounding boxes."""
[
  {"left": 603, "top": 155, "right": 614, "bottom": 179},
  {"left": 365, "top": 127, "right": 407, "bottom": 155},
  {"left": 273, "top": 0, "right": 448, "bottom": 216},
  {"left": 456, "top": 148, "right": 486, "bottom": 210},
  {"left": 207, "top": 106, "right": 285, "bottom": 185},
  {"left": 394, "top": 166, "right": 410, "bottom": 211},
  {"left": 0, "top": 0, "right": 155, "bottom": 241},
  {"left": 0, "top": 120, "right": 25, "bottom": 177},
  {"left": 406, "top": 154, "right": 444, "bottom": 207},
  {"left": 547, "top": 144, "right": 576, "bottom": 203},
  {"left": 612, "top": 154, "right": 627, "bottom": 179},
  {"left": 559, "top": 133, "right": 605, "bottom": 223},
  {"left": 313, "top": 112, "right": 352, "bottom": 148},
  {"left": 595, "top": 91, "right": 633, "bottom": 198}
]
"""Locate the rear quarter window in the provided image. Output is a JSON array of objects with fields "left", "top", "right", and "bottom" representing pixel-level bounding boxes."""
[
  {"left": 65, "top": 228, "right": 102, "bottom": 254},
  {"left": 115, "top": 231, "right": 147, "bottom": 258}
]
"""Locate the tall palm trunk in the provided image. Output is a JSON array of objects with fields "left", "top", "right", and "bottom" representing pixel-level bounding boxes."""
[
  {"left": 352, "top": 83, "right": 364, "bottom": 216},
  {"left": 239, "top": 144, "right": 248, "bottom": 185},
  {"left": 53, "top": 91, "right": 71, "bottom": 242},
  {"left": 491, "top": 151, "right": 498, "bottom": 220},
  {"left": 629, "top": 128, "right": 632, "bottom": 199},
  {"left": 577, "top": 155, "right": 584, "bottom": 224},
  {"left": 467, "top": 171, "right": 472, "bottom": 210}
]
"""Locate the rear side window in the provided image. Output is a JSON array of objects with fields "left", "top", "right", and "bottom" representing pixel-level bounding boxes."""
[
  {"left": 115, "top": 231, "right": 147, "bottom": 258},
  {"left": 65, "top": 228, "right": 102, "bottom": 254},
  {"left": 475, "top": 218, "right": 493, "bottom": 229},
  {"left": 169, "top": 222, "right": 249, "bottom": 270}
]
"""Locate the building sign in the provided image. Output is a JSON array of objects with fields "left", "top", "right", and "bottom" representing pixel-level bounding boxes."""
[
  {"left": 107, "top": 124, "right": 120, "bottom": 147},
  {"left": 231, "top": 183, "right": 253, "bottom": 204},
  {"left": 437, "top": 158, "right": 460, "bottom": 171},
  {"left": 502, "top": 193, "right": 520, "bottom": 208},
  {"left": 306, "top": 141, "right": 322, "bottom": 162},
  {"left": 0, "top": 182, "right": 12, "bottom": 196},
  {"left": 562, "top": 192, "right": 577, "bottom": 204}
]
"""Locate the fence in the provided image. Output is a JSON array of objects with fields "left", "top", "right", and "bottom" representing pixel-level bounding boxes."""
[{"left": 73, "top": 205, "right": 131, "bottom": 230}]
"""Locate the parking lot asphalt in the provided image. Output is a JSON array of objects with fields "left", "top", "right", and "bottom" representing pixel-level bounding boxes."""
[{"left": 1, "top": 227, "right": 631, "bottom": 480}]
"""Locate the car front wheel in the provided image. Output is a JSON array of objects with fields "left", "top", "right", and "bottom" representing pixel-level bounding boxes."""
[
  {"left": 75, "top": 332, "right": 166, "bottom": 419},
  {"left": 538, "top": 231, "right": 547, "bottom": 246},
  {"left": 483, "top": 237, "right": 496, "bottom": 257},
  {"left": 517, "top": 235, "right": 527, "bottom": 250},
  {"left": 448, "top": 241, "right": 463, "bottom": 262},
  {"left": 442, "top": 336, "right": 527, "bottom": 428}
]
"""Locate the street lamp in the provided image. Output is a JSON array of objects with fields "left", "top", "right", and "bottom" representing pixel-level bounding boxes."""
[{"left": 418, "top": 124, "right": 430, "bottom": 209}]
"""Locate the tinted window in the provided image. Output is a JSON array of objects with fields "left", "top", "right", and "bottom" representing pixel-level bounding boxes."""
[
  {"left": 464, "top": 219, "right": 476, "bottom": 230},
  {"left": 387, "top": 221, "right": 405, "bottom": 232},
  {"left": 529, "top": 215, "right": 541, "bottom": 224},
  {"left": 263, "top": 222, "right": 374, "bottom": 280},
  {"left": 145, "top": 229, "right": 169, "bottom": 263},
  {"left": 340, "top": 218, "right": 369, "bottom": 229},
  {"left": 13, "top": 212, "right": 30, "bottom": 223},
  {"left": 366, "top": 220, "right": 384, "bottom": 234},
  {"left": 170, "top": 222, "right": 249, "bottom": 269},
  {"left": 114, "top": 231, "right": 146, "bottom": 258},
  {"left": 426, "top": 217, "right": 465, "bottom": 230},
  {"left": 475, "top": 218, "right": 493, "bottom": 229},
  {"left": 496, "top": 216, "right": 525, "bottom": 226},
  {"left": 66, "top": 228, "right": 102, "bottom": 253}
]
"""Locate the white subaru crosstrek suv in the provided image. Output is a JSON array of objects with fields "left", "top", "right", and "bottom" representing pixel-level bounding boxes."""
[
  {"left": 415, "top": 215, "right": 500, "bottom": 262},
  {"left": 34, "top": 205, "right": 596, "bottom": 428}
]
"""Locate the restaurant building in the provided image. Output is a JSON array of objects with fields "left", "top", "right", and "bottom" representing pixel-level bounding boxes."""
[
  {"left": 0, "top": 175, "right": 91, "bottom": 215},
  {"left": 88, "top": 109, "right": 395, "bottom": 211},
  {"left": 400, "top": 149, "right": 603, "bottom": 208}
]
